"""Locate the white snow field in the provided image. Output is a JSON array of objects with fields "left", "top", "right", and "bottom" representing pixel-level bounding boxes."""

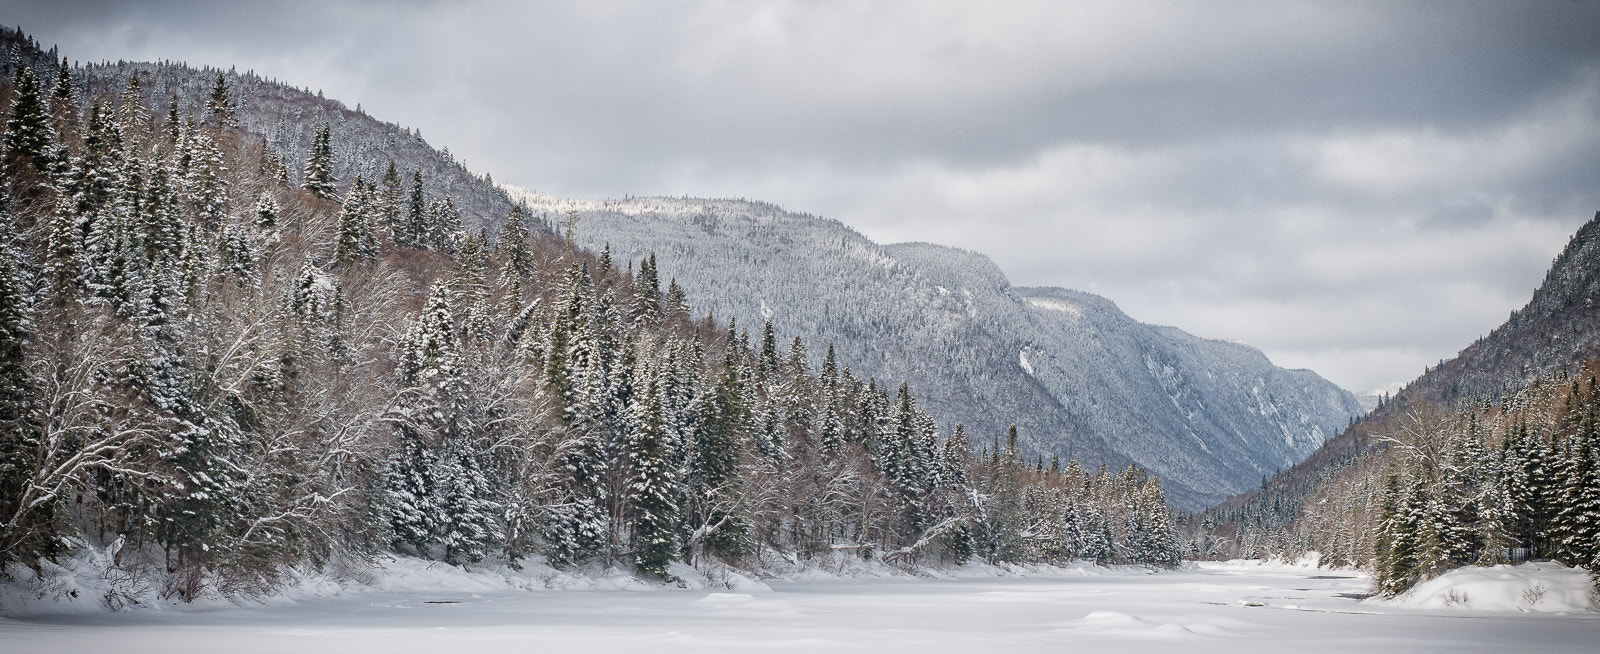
[{"left": 2, "top": 560, "right": 1595, "bottom": 653}]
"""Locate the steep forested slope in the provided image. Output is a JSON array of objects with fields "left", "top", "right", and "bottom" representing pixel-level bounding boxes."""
[
  {"left": 1405, "top": 212, "right": 1600, "bottom": 406},
  {"left": 2, "top": 30, "right": 519, "bottom": 230},
  {"left": 506, "top": 190, "right": 1361, "bottom": 508},
  {"left": 0, "top": 27, "right": 1188, "bottom": 602},
  {"left": 1204, "top": 211, "right": 1600, "bottom": 595}
]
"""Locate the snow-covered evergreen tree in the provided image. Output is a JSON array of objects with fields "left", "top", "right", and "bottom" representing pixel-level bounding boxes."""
[
  {"left": 334, "top": 178, "right": 379, "bottom": 264},
  {"left": 3, "top": 65, "right": 56, "bottom": 183},
  {"left": 626, "top": 362, "right": 680, "bottom": 578},
  {"left": 400, "top": 168, "right": 427, "bottom": 248},
  {"left": 202, "top": 73, "right": 236, "bottom": 129},
  {"left": 301, "top": 123, "right": 336, "bottom": 199},
  {"left": 0, "top": 208, "right": 46, "bottom": 561}
]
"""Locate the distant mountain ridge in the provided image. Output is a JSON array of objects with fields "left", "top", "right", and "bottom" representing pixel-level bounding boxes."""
[{"left": 505, "top": 188, "right": 1363, "bottom": 508}]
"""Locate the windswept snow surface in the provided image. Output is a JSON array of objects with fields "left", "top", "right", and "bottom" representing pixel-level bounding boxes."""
[{"left": 2, "top": 560, "right": 1595, "bottom": 653}]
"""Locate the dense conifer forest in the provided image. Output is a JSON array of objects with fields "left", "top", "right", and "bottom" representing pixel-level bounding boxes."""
[
  {"left": 0, "top": 29, "right": 1181, "bottom": 600},
  {"left": 1201, "top": 367, "right": 1600, "bottom": 594}
]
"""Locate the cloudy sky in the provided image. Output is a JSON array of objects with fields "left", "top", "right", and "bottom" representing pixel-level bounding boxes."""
[{"left": 13, "top": 1, "right": 1599, "bottom": 391}]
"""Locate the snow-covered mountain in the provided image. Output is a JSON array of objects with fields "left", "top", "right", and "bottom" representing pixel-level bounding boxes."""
[
  {"left": 507, "top": 189, "right": 1362, "bottom": 508},
  {"left": 7, "top": 26, "right": 1363, "bottom": 508}
]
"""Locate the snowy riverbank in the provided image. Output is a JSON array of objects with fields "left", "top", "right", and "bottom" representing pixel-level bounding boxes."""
[
  {"left": 3, "top": 557, "right": 1595, "bottom": 653},
  {"left": 0, "top": 540, "right": 1124, "bottom": 617},
  {"left": 1367, "top": 561, "right": 1596, "bottom": 613}
]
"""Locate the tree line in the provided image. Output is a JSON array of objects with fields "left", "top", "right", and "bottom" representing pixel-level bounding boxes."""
[
  {"left": 1198, "top": 368, "right": 1600, "bottom": 597},
  {"left": 0, "top": 61, "right": 1180, "bottom": 602}
]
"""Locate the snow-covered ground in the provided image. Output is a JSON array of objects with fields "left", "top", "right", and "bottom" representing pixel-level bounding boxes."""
[
  {"left": 1, "top": 559, "right": 1594, "bottom": 653},
  {"left": 1371, "top": 561, "right": 1596, "bottom": 613}
]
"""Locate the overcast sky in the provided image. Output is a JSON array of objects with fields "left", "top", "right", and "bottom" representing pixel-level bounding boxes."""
[{"left": 13, "top": 1, "right": 1599, "bottom": 392}]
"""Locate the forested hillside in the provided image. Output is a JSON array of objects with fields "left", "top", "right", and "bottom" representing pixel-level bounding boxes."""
[
  {"left": 1202, "top": 211, "right": 1600, "bottom": 596},
  {"left": 505, "top": 188, "right": 1361, "bottom": 508},
  {"left": 0, "top": 28, "right": 1183, "bottom": 602}
]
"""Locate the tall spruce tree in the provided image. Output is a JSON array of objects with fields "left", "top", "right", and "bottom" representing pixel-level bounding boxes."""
[
  {"left": 627, "top": 363, "right": 680, "bottom": 578},
  {"left": 0, "top": 209, "right": 46, "bottom": 561},
  {"left": 201, "top": 73, "right": 236, "bottom": 129},
  {"left": 301, "top": 123, "right": 336, "bottom": 198},
  {"left": 334, "top": 178, "right": 379, "bottom": 264},
  {"left": 3, "top": 66, "right": 56, "bottom": 194},
  {"left": 401, "top": 168, "right": 427, "bottom": 248},
  {"left": 378, "top": 161, "right": 402, "bottom": 238}
]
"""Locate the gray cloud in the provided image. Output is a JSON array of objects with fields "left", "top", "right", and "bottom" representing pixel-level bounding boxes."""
[{"left": 11, "top": 0, "right": 1600, "bottom": 391}]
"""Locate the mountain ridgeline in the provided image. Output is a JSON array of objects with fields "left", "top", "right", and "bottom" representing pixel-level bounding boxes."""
[
  {"left": 1405, "top": 212, "right": 1600, "bottom": 407},
  {"left": 0, "top": 27, "right": 1362, "bottom": 512},
  {"left": 0, "top": 27, "right": 1193, "bottom": 600},
  {"left": 507, "top": 190, "right": 1363, "bottom": 508}
]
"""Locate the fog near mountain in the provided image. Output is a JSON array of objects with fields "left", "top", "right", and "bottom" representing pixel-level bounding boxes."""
[{"left": 509, "top": 188, "right": 1362, "bottom": 508}]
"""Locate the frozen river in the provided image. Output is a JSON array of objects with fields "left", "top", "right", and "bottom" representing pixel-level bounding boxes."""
[{"left": 2, "top": 562, "right": 1595, "bottom": 653}]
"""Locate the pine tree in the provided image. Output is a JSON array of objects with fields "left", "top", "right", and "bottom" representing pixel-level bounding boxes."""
[
  {"left": 254, "top": 191, "right": 279, "bottom": 232},
  {"left": 1553, "top": 416, "right": 1600, "bottom": 566},
  {"left": 664, "top": 278, "right": 689, "bottom": 319},
  {"left": 541, "top": 266, "right": 610, "bottom": 566},
  {"left": 627, "top": 364, "right": 680, "bottom": 578},
  {"left": 202, "top": 73, "right": 236, "bottom": 129},
  {"left": 436, "top": 445, "right": 498, "bottom": 566},
  {"left": 3, "top": 66, "right": 56, "bottom": 194},
  {"left": 116, "top": 72, "right": 149, "bottom": 143},
  {"left": 334, "top": 178, "right": 378, "bottom": 264},
  {"left": 181, "top": 129, "right": 229, "bottom": 231},
  {"left": 217, "top": 224, "right": 258, "bottom": 286},
  {"left": 1435, "top": 424, "right": 1485, "bottom": 565},
  {"left": 882, "top": 382, "right": 928, "bottom": 536},
  {"left": 819, "top": 345, "right": 844, "bottom": 452},
  {"left": 386, "top": 419, "right": 438, "bottom": 555},
  {"left": 633, "top": 253, "right": 662, "bottom": 326},
  {"left": 497, "top": 206, "right": 532, "bottom": 279},
  {"left": 401, "top": 168, "right": 427, "bottom": 248},
  {"left": 1375, "top": 474, "right": 1429, "bottom": 596},
  {"left": 387, "top": 282, "right": 501, "bottom": 560},
  {"left": 687, "top": 343, "right": 752, "bottom": 558},
  {"left": 1505, "top": 423, "right": 1558, "bottom": 557},
  {"left": 46, "top": 101, "right": 118, "bottom": 300},
  {"left": 301, "top": 123, "right": 336, "bottom": 198},
  {"left": 427, "top": 196, "right": 461, "bottom": 251},
  {"left": 48, "top": 57, "right": 77, "bottom": 140},
  {"left": 0, "top": 208, "right": 45, "bottom": 561},
  {"left": 378, "top": 161, "right": 402, "bottom": 239},
  {"left": 164, "top": 95, "right": 182, "bottom": 148}
]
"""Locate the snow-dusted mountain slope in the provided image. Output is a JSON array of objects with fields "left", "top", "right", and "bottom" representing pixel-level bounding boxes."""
[
  {"left": 508, "top": 189, "right": 1362, "bottom": 508},
  {"left": 1013, "top": 285, "right": 1361, "bottom": 501}
]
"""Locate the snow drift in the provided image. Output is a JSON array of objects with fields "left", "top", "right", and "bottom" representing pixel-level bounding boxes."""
[{"left": 1372, "top": 562, "right": 1597, "bottom": 613}]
